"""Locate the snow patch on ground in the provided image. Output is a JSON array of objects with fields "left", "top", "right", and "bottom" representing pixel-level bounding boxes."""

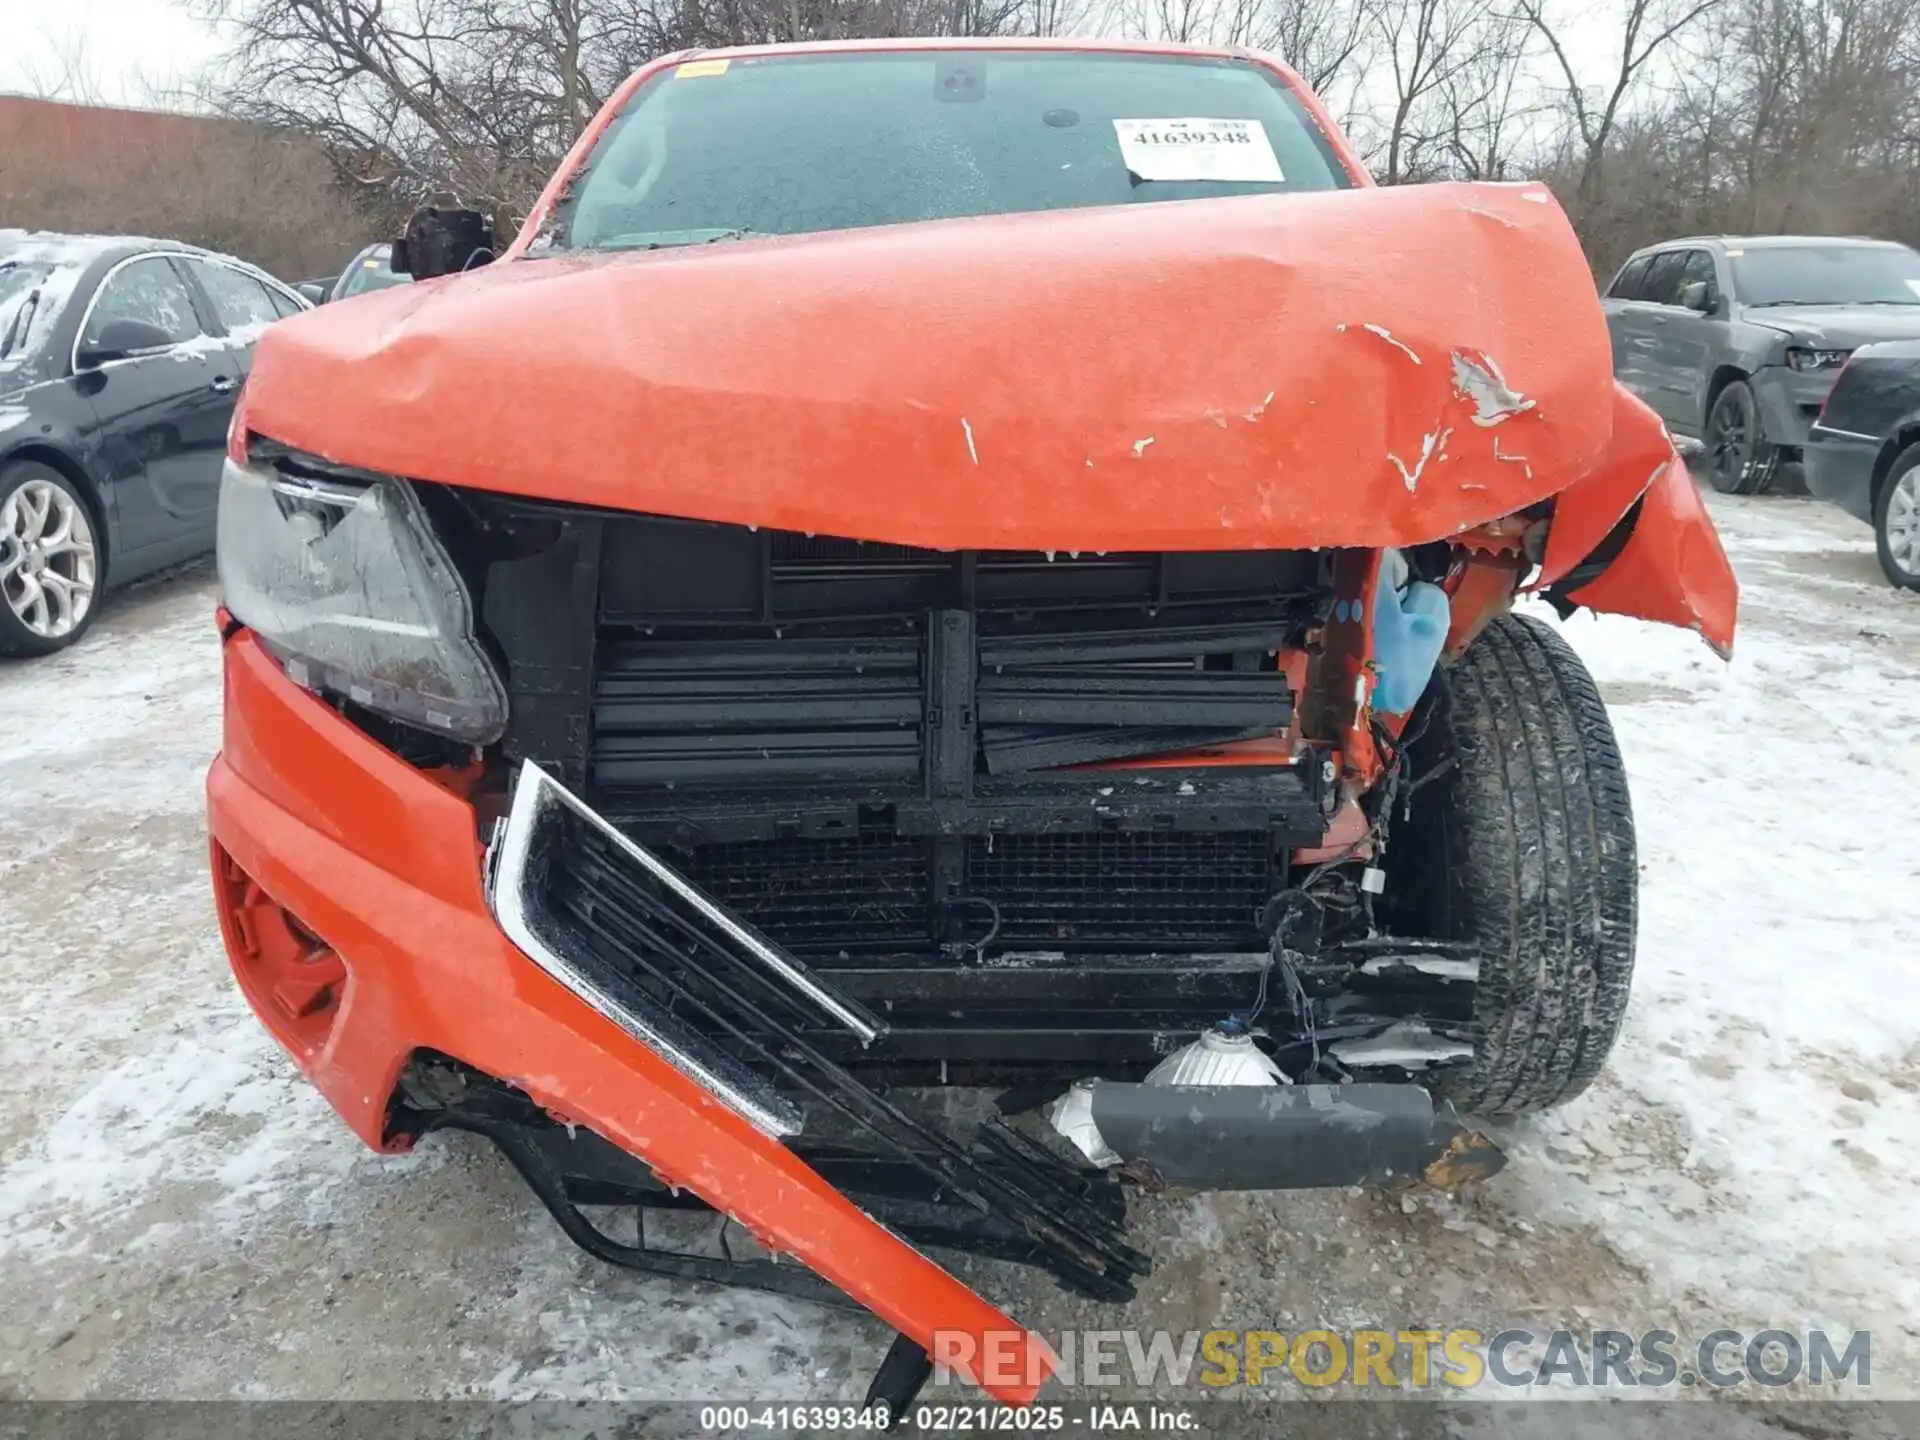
[
  {"left": 0, "top": 570, "right": 408, "bottom": 1265},
  {"left": 1501, "top": 498, "right": 1920, "bottom": 1374},
  {"left": 3, "top": 502, "right": 1918, "bottom": 1400},
  {"left": 0, "top": 1016, "right": 391, "bottom": 1261}
]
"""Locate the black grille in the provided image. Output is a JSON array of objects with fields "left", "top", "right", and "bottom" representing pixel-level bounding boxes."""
[
  {"left": 680, "top": 827, "right": 929, "bottom": 953},
  {"left": 966, "top": 832, "right": 1273, "bottom": 949},
  {"left": 593, "top": 635, "right": 923, "bottom": 788},
  {"left": 583, "top": 514, "right": 1325, "bottom": 809},
  {"left": 673, "top": 829, "right": 1275, "bottom": 956},
  {"left": 465, "top": 500, "right": 1331, "bottom": 958}
]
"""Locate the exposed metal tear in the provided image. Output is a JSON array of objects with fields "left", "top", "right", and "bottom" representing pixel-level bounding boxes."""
[
  {"left": 1132, "top": 436, "right": 1155, "bottom": 458},
  {"left": 1462, "top": 206, "right": 1520, "bottom": 229},
  {"left": 1328, "top": 1020, "right": 1473, "bottom": 1070},
  {"left": 1242, "top": 391, "right": 1275, "bottom": 423},
  {"left": 1360, "top": 953, "right": 1479, "bottom": 982},
  {"left": 961, "top": 417, "right": 978, "bottom": 466},
  {"left": 1491, "top": 435, "right": 1533, "bottom": 479},
  {"left": 1451, "top": 351, "right": 1535, "bottom": 428},
  {"left": 1360, "top": 323, "right": 1422, "bottom": 365},
  {"left": 1387, "top": 426, "right": 1449, "bottom": 492}
]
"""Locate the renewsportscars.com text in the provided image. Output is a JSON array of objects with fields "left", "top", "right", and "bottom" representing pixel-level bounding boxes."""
[{"left": 929, "top": 1327, "right": 1871, "bottom": 1392}]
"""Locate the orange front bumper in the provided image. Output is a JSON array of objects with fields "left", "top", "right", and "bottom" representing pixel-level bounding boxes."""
[{"left": 205, "top": 629, "right": 1048, "bottom": 1404}]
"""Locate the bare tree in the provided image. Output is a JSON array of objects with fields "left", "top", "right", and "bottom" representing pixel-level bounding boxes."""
[
  {"left": 1520, "top": 0, "right": 1725, "bottom": 206},
  {"left": 1140, "top": 0, "right": 1216, "bottom": 43},
  {"left": 1023, "top": 0, "right": 1087, "bottom": 35},
  {"left": 16, "top": 20, "right": 112, "bottom": 106},
  {"left": 170, "top": 0, "right": 1920, "bottom": 277},
  {"left": 1435, "top": 8, "right": 1536, "bottom": 180},
  {"left": 1519, "top": 0, "right": 1920, "bottom": 274},
  {"left": 198, "top": 0, "right": 1030, "bottom": 214},
  {"left": 1110, "top": 0, "right": 1377, "bottom": 129},
  {"left": 1368, "top": 0, "right": 1496, "bottom": 182},
  {"left": 1261, "top": 0, "right": 1378, "bottom": 98}
]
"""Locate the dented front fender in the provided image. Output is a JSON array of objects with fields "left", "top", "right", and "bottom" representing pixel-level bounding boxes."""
[
  {"left": 1527, "top": 384, "right": 1738, "bottom": 657},
  {"left": 1563, "top": 455, "right": 1739, "bottom": 657}
]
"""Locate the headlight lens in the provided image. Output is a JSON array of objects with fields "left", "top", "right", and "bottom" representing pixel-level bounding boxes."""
[
  {"left": 1787, "top": 346, "right": 1851, "bottom": 372},
  {"left": 217, "top": 457, "right": 507, "bottom": 743}
]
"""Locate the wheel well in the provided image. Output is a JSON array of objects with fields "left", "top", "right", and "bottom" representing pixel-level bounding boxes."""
[
  {"left": 1870, "top": 425, "right": 1920, "bottom": 513},
  {"left": 2, "top": 444, "right": 110, "bottom": 571},
  {"left": 1703, "top": 365, "right": 1749, "bottom": 423}
]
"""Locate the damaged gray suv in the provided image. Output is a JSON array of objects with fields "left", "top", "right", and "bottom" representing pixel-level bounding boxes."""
[{"left": 1603, "top": 235, "right": 1920, "bottom": 494}]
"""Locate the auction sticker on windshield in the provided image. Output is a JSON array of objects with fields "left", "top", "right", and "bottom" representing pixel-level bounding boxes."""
[{"left": 1113, "top": 118, "right": 1284, "bottom": 183}]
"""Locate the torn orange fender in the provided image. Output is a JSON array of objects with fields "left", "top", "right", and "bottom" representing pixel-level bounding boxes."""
[
  {"left": 1526, "top": 384, "right": 1737, "bottom": 656},
  {"left": 1563, "top": 455, "right": 1740, "bottom": 657},
  {"left": 1534, "top": 386, "right": 1677, "bottom": 589}
]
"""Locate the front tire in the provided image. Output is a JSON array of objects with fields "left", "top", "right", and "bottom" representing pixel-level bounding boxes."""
[
  {"left": 1703, "top": 379, "right": 1780, "bottom": 495},
  {"left": 0, "top": 463, "right": 103, "bottom": 657},
  {"left": 1394, "top": 614, "right": 1637, "bottom": 1118},
  {"left": 1873, "top": 443, "right": 1920, "bottom": 590}
]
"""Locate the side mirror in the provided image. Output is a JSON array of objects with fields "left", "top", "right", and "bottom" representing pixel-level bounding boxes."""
[
  {"left": 296, "top": 281, "right": 328, "bottom": 305},
  {"left": 392, "top": 206, "right": 496, "bottom": 280},
  {"left": 75, "top": 318, "right": 175, "bottom": 369},
  {"left": 1679, "top": 280, "right": 1716, "bottom": 314}
]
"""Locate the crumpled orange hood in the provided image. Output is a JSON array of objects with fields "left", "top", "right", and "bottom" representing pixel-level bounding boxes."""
[{"left": 242, "top": 179, "right": 1658, "bottom": 553}]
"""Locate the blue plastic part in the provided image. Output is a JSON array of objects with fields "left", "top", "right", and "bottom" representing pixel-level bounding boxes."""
[{"left": 1370, "top": 550, "right": 1451, "bottom": 716}]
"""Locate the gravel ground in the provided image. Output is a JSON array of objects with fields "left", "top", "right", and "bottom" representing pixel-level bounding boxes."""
[{"left": 1, "top": 488, "right": 1916, "bottom": 1434}]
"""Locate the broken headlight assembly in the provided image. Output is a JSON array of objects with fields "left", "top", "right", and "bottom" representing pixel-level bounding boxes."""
[{"left": 216, "top": 458, "right": 508, "bottom": 744}]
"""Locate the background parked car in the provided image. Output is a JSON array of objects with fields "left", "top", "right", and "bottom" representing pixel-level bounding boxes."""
[
  {"left": 296, "top": 242, "right": 413, "bottom": 306},
  {"left": 1601, "top": 235, "right": 1920, "bottom": 495},
  {"left": 0, "top": 230, "right": 309, "bottom": 656},
  {"left": 1804, "top": 338, "right": 1920, "bottom": 589}
]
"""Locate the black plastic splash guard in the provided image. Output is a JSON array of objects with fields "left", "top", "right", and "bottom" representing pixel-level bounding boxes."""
[{"left": 399, "top": 1075, "right": 1142, "bottom": 1307}]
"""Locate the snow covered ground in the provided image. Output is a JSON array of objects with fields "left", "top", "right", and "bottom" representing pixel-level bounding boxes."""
[{"left": 0, "top": 489, "right": 1915, "bottom": 1419}]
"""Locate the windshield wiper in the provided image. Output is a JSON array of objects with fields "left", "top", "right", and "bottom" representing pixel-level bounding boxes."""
[
  {"left": 595, "top": 227, "right": 758, "bottom": 252},
  {"left": 0, "top": 288, "right": 39, "bottom": 360}
]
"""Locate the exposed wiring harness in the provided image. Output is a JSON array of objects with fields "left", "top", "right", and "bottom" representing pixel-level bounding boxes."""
[
  {"left": 1242, "top": 684, "right": 1449, "bottom": 1068},
  {"left": 1247, "top": 889, "right": 1323, "bottom": 1072}
]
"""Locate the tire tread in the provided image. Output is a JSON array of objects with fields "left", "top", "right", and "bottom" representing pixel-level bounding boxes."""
[{"left": 1424, "top": 614, "right": 1637, "bottom": 1117}]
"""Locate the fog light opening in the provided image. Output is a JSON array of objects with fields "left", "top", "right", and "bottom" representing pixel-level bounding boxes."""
[{"left": 213, "top": 843, "right": 349, "bottom": 1058}]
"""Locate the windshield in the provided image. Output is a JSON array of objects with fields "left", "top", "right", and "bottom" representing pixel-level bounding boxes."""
[
  {"left": 554, "top": 50, "right": 1351, "bottom": 250},
  {"left": 0, "top": 261, "right": 57, "bottom": 363},
  {"left": 335, "top": 246, "right": 412, "bottom": 299},
  {"left": 1731, "top": 244, "right": 1920, "bottom": 306}
]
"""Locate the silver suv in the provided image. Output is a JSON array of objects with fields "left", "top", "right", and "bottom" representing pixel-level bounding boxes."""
[{"left": 1602, "top": 235, "right": 1920, "bottom": 494}]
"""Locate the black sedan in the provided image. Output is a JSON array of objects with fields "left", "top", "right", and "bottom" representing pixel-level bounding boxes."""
[
  {"left": 1805, "top": 339, "right": 1920, "bottom": 589},
  {"left": 0, "top": 231, "right": 309, "bottom": 655},
  {"left": 295, "top": 242, "right": 413, "bottom": 305}
]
